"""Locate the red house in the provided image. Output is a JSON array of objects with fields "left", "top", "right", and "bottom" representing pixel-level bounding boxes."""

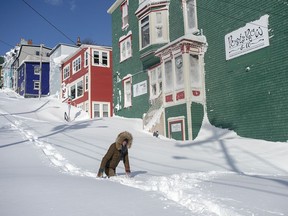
[{"left": 61, "top": 44, "right": 113, "bottom": 118}]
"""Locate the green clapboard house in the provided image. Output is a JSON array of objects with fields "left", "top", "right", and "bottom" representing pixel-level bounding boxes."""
[
  {"left": 108, "top": 0, "right": 207, "bottom": 141},
  {"left": 197, "top": 0, "right": 288, "bottom": 142},
  {"left": 108, "top": 0, "right": 288, "bottom": 142}
]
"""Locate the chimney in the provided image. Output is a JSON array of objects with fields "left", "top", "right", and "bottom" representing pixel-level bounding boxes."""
[
  {"left": 28, "top": 39, "right": 33, "bottom": 45},
  {"left": 76, "top": 37, "right": 81, "bottom": 47}
]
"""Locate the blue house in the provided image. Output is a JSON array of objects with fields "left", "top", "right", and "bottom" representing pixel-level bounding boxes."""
[{"left": 17, "top": 60, "right": 50, "bottom": 97}]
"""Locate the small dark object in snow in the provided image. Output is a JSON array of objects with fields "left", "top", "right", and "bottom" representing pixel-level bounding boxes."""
[{"left": 153, "top": 131, "right": 159, "bottom": 138}]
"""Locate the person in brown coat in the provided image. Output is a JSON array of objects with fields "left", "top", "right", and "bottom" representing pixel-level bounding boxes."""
[{"left": 97, "top": 131, "right": 133, "bottom": 178}]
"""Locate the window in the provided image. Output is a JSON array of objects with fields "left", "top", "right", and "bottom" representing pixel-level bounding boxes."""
[
  {"left": 120, "top": 35, "right": 132, "bottom": 62},
  {"left": 149, "top": 65, "right": 162, "bottom": 99},
  {"left": 34, "top": 65, "right": 40, "bottom": 75},
  {"left": 69, "top": 79, "right": 84, "bottom": 100},
  {"left": 164, "top": 60, "right": 173, "bottom": 93},
  {"left": 93, "top": 51, "right": 99, "bottom": 65},
  {"left": 103, "top": 104, "right": 109, "bottom": 117},
  {"left": 121, "top": 1, "right": 128, "bottom": 29},
  {"left": 93, "top": 50, "right": 109, "bottom": 67},
  {"left": 34, "top": 81, "right": 40, "bottom": 90},
  {"left": 123, "top": 78, "right": 132, "bottom": 107},
  {"left": 190, "top": 55, "right": 201, "bottom": 87},
  {"left": 77, "top": 103, "right": 83, "bottom": 110},
  {"left": 70, "top": 85, "right": 76, "bottom": 99},
  {"left": 94, "top": 104, "right": 100, "bottom": 117},
  {"left": 102, "top": 52, "right": 108, "bottom": 66},
  {"left": 175, "top": 56, "right": 184, "bottom": 90},
  {"left": 77, "top": 80, "right": 83, "bottom": 97},
  {"left": 93, "top": 102, "right": 110, "bottom": 118},
  {"left": 156, "top": 12, "right": 163, "bottom": 41},
  {"left": 63, "top": 65, "right": 70, "bottom": 80},
  {"left": 85, "top": 75, "right": 88, "bottom": 91},
  {"left": 73, "top": 56, "right": 81, "bottom": 73},
  {"left": 35, "top": 51, "right": 40, "bottom": 56},
  {"left": 85, "top": 101, "right": 89, "bottom": 112},
  {"left": 84, "top": 51, "right": 89, "bottom": 67},
  {"left": 141, "top": 16, "right": 150, "bottom": 48},
  {"left": 185, "top": 0, "right": 197, "bottom": 33}
]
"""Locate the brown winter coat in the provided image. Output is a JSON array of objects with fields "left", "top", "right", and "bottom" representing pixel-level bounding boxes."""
[{"left": 98, "top": 131, "right": 133, "bottom": 176}]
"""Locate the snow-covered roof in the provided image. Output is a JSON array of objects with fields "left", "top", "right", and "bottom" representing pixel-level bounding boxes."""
[{"left": 135, "top": 0, "right": 170, "bottom": 15}]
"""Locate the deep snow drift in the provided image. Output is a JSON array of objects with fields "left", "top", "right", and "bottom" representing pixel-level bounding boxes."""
[{"left": 0, "top": 89, "right": 288, "bottom": 216}]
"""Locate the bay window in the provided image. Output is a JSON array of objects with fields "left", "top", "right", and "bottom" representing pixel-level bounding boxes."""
[{"left": 138, "top": 9, "right": 169, "bottom": 49}]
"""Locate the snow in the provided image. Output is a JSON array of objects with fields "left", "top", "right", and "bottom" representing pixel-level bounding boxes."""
[{"left": 0, "top": 88, "right": 288, "bottom": 216}]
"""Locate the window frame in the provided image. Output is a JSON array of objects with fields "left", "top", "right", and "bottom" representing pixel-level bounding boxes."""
[
  {"left": 138, "top": 9, "right": 169, "bottom": 50},
  {"left": 85, "top": 74, "right": 89, "bottom": 91},
  {"left": 69, "top": 78, "right": 84, "bottom": 100},
  {"left": 120, "top": 35, "right": 132, "bottom": 62},
  {"left": 34, "top": 65, "right": 40, "bottom": 75},
  {"left": 92, "top": 50, "right": 110, "bottom": 67},
  {"left": 72, "top": 56, "right": 81, "bottom": 74},
  {"left": 183, "top": 0, "right": 198, "bottom": 34},
  {"left": 148, "top": 65, "right": 162, "bottom": 100},
  {"left": 63, "top": 64, "right": 70, "bottom": 80},
  {"left": 84, "top": 50, "right": 89, "bottom": 67},
  {"left": 34, "top": 81, "right": 40, "bottom": 90},
  {"left": 123, "top": 77, "right": 132, "bottom": 108},
  {"left": 92, "top": 102, "right": 110, "bottom": 118},
  {"left": 164, "top": 59, "right": 173, "bottom": 94},
  {"left": 140, "top": 16, "right": 150, "bottom": 49},
  {"left": 121, "top": 0, "right": 129, "bottom": 29},
  {"left": 174, "top": 55, "right": 184, "bottom": 90}
]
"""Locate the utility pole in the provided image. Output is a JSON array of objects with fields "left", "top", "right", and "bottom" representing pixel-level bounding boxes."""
[{"left": 39, "top": 44, "right": 43, "bottom": 99}]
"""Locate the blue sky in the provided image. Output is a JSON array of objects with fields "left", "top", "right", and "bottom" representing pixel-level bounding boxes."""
[{"left": 0, "top": 0, "right": 114, "bottom": 56}]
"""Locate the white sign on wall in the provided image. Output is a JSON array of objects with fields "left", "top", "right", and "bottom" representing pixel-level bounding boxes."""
[
  {"left": 225, "top": 14, "right": 270, "bottom": 60},
  {"left": 133, "top": 80, "right": 147, "bottom": 97},
  {"left": 171, "top": 123, "right": 182, "bottom": 132}
]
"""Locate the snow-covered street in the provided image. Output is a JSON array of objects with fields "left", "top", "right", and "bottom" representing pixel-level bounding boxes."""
[{"left": 1, "top": 89, "right": 288, "bottom": 216}]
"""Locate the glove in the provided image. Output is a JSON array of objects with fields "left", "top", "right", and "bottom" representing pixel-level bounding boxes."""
[{"left": 97, "top": 168, "right": 104, "bottom": 178}]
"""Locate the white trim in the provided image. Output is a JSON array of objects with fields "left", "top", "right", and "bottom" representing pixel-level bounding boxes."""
[
  {"left": 63, "top": 64, "right": 70, "bottom": 80},
  {"left": 123, "top": 76, "right": 132, "bottom": 108},
  {"left": 92, "top": 49, "right": 110, "bottom": 67},
  {"left": 92, "top": 101, "right": 111, "bottom": 118},
  {"left": 72, "top": 56, "right": 81, "bottom": 74}
]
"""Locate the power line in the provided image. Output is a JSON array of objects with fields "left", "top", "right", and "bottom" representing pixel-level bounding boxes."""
[{"left": 21, "top": 0, "right": 76, "bottom": 45}]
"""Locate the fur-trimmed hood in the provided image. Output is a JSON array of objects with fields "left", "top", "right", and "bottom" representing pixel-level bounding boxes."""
[{"left": 115, "top": 131, "right": 133, "bottom": 150}]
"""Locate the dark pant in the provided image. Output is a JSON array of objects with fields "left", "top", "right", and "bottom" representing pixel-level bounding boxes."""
[{"left": 105, "top": 167, "right": 115, "bottom": 177}]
